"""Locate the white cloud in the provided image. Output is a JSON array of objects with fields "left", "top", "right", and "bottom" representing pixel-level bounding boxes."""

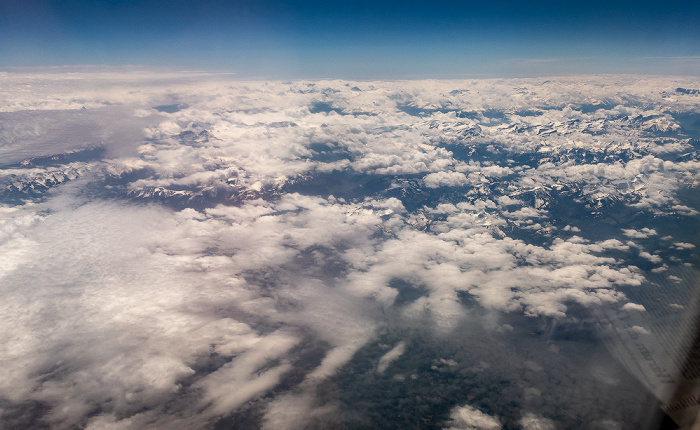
[
  {"left": 621, "top": 228, "right": 657, "bottom": 238},
  {"left": 621, "top": 303, "right": 646, "bottom": 312},
  {"left": 444, "top": 404, "right": 501, "bottom": 430},
  {"left": 638, "top": 251, "right": 663, "bottom": 264},
  {"left": 2, "top": 70, "right": 700, "bottom": 428},
  {"left": 598, "top": 239, "right": 629, "bottom": 251},
  {"left": 496, "top": 195, "right": 523, "bottom": 206},
  {"left": 629, "top": 326, "right": 651, "bottom": 335},
  {"left": 519, "top": 413, "right": 555, "bottom": 430},
  {"left": 196, "top": 331, "right": 298, "bottom": 415},
  {"left": 0, "top": 194, "right": 392, "bottom": 428},
  {"left": 0, "top": 201, "right": 256, "bottom": 426},
  {"left": 424, "top": 171, "right": 469, "bottom": 188},
  {"left": 376, "top": 341, "right": 407, "bottom": 374},
  {"left": 673, "top": 242, "right": 696, "bottom": 250}
]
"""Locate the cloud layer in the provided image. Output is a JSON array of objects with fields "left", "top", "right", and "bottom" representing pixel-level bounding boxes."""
[{"left": 0, "top": 71, "right": 698, "bottom": 428}]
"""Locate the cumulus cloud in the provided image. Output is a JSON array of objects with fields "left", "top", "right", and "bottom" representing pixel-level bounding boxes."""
[
  {"left": 519, "top": 413, "right": 555, "bottom": 430},
  {"left": 424, "top": 171, "right": 469, "bottom": 188},
  {"left": 621, "top": 303, "right": 646, "bottom": 312},
  {"left": 622, "top": 228, "right": 657, "bottom": 238},
  {"left": 672, "top": 242, "right": 696, "bottom": 250},
  {"left": 638, "top": 251, "right": 663, "bottom": 264},
  {"left": 444, "top": 404, "right": 501, "bottom": 430},
  {"left": 629, "top": 326, "right": 651, "bottom": 336}
]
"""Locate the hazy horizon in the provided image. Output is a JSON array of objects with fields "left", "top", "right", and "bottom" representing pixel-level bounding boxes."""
[{"left": 2, "top": 0, "right": 699, "bottom": 79}]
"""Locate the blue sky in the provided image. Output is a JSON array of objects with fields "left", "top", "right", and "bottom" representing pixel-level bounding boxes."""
[{"left": 1, "top": 0, "right": 699, "bottom": 78}]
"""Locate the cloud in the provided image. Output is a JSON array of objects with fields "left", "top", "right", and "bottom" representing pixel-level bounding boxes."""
[
  {"left": 0, "top": 201, "right": 234, "bottom": 427},
  {"left": 444, "top": 404, "right": 501, "bottom": 430},
  {"left": 629, "top": 326, "right": 650, "bottom": 336},
  {"left": 262, "top": 392, "right": 338, "bottom": 430},
  {"left": 5, "top": 192, "right": 644, "bottom": 425},
  {"left": 621, "top": 228, "right": 657, "bottom": 238},
  {"left": 1, "top": 70, "right": 699, "bottom": 428},
  {"left": 0, "top": 194, "right": 391, "bottom": 428},
  {"left": 519, "top": 413, "right": 555, "bottom": 430},
  {"left": 598, "top": 239, "right": 630, "bottom": 251},
  {"left": 621, "top": 303, "right": 646, "bottom": 312},
  {"left": 424, "top": 171, "right": 469, "bottom": 188},
  {"left": 376, "top": 341, "right": 407, "bottom": 374},
  {"left": 638, "top": 251, "right": 663, "bottom": 264},
  {"left": 196, "top": 331, "right": 298, "bottom": 415}
]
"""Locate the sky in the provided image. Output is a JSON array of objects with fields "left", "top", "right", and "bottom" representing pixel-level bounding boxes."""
[{"left": 1, "top": 0, "right": 700, "bottom": 78}]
